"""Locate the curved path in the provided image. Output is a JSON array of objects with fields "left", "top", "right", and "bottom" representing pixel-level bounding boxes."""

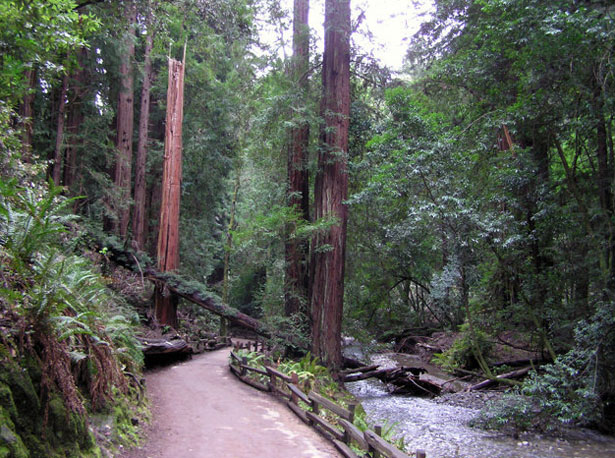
[{"left": 120, "top": 348, "right": 340, "bottom": 458}]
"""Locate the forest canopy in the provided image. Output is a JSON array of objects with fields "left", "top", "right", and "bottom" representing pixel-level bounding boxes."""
[{"left": 1, "top": 0, "right": 615, "bottom": 435}]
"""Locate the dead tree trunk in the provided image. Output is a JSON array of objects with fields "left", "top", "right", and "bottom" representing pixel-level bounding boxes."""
[
  {"left": 154, "top": 49, "right": 186, "bottom": 329},
  {"left": 113, "top": 1, "right": 137, "bottom": 238},
  {"left": 310, "top": 0, "right": 351, "bottom": 371},
  {"left": 132, "top": 3, "right": 155, "bottom": 251},
  {"left": 285, "top": 0, "right": 310, "bottom": 318}
]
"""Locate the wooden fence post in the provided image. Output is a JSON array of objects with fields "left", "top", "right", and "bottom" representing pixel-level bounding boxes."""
[
  {"left": 348, "top": 403, "right": 356, "bottom": 423},
  {"left": 373, "top": 425, "right": 382, "bottom": 458},
  {"left": 310, "top": 393, "right": 319, "bottom": 426},
  {"left": 241, "top": 356, "right": 247, "bottom": 376},
  {"left": 290, "top": 372, "right": 299, "bottom": 404}
]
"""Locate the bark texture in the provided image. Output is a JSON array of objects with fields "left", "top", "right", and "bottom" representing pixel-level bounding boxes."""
[
  {"left": 113, "top": 2, "right": 137, "bottom": 237},
  {"left": 132, "top": 13, "right": 155, "bottom": 251},
  {"left": 52, "top": 73, "right": 69, "bottom": 185},
  {"left": 154, "top": 53, "right": 186, "bottom": 328},
  {"left": 310, "top": 0, "right": 351, "bottom": 370},
  {"left": 285, "top": 0, "right": 310, "bottom": 317},
  {"left": 63, "top": 48, "right": 88, "bottom": 191}
]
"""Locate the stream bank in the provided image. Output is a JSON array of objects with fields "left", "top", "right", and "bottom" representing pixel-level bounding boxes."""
[{"left": 344, "top": 345, "right": 615, "bottom": 458}]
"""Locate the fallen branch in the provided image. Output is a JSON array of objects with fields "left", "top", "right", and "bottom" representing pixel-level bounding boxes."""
[
  {"left": 340, "top": 364, "right": 379, "bottom": 376},
  {"left": 466, "top": 367, "right": 531, "bottom": 391}
]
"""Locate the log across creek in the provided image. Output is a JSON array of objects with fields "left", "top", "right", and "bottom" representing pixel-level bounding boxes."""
[{"left": 342, "top": 365, "right": 443, "bottom": 397}]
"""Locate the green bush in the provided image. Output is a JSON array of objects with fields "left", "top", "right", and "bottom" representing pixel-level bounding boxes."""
[
  {"left": 0, "top": 176, "right": 144, "bottom": 454},
  {"left": 433, "top": 323, "right": 493, "bottom": 372},
  {"left": 474, "top": 299, "right": 615, "bottom": 434}
]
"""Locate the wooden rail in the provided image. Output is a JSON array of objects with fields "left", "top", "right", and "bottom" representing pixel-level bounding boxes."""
[{"left": 228, "top": 342, "right": 426, "bottom": 458}]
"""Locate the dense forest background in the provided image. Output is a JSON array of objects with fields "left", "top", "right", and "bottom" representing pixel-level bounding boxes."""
[{"left": 2, "top": 0, "right": 615, "bottom": 437}]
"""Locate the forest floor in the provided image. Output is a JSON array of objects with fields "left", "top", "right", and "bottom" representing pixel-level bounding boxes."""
[{"left": 118, "top": 348, "right": 340, "bottom": 458}]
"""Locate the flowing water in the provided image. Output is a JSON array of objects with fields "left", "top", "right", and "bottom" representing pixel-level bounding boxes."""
[{"left": 343, "top": 344, "right": 615, "bottom": 458}]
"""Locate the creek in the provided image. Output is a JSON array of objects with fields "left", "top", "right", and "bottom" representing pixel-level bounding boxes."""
[{"left": 343, "top": 343, "right": 615, "bottom": 458}]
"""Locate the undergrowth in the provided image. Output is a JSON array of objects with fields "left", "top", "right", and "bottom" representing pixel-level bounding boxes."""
[{"left": 0, "top": 175, "right": 145, "bottom": 455}]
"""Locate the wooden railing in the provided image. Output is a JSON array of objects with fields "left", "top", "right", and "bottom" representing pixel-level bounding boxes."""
[{"left": 228, "top": 342, "right": 426, "bottom": 458}]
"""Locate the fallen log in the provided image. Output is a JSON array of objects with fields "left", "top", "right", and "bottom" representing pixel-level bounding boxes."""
[
  {"left": 342, "top": 366, "right": 429, "bottom": 383},
  {"left": 466, "top": 366, "right": 532, "bottom": 391},
  {"left": 343, "top": 368, "right": 391, "bottom": 383},
  {"left": 341, "top": 364, "right": 380, "bottom": 376},
  {"left": 343, "top": 365, "right": 440, "bottom": 398},
  {"left": 99, "top": 240, "right": 271, "bottom": 337},
  {"left": 415, "top": 342, "right": 443, "bottom": 352},
  {"left": 145, "top": 268, "right": 270, "bottom": 336},
  {"left": 138, "top": 336, "right": 192, "bottom": 355},
  {"left": 388, "top": 376, "right": 442, "bottom": 396},
  {"left": 342, "top": 355, "right": 367, "bottom": 369},
  {"left": 491, "top": 357, "right": 551, "bottom": 368}
]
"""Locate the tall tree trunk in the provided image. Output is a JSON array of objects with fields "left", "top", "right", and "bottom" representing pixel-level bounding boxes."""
[
  {"left": 52, "top": 73, "right": 69, "bottom": 185},
  {"left": 285, "top": 0, "right": 310, "bottom": 318},
  {"left": 154, "top": 52, "right": 186, "bottom": 329},
  {"left": 597, "top": 111, "right": 615, "bottom": 284},
  {"left": 19, "top": 68, "right": 37, "bottom": 161},
  {"left": 221, "top": 172, "right": 241, "bottom": 336},
  {"left": 132, "top": 7, "right": 155, "bottom": 251},
  {"left": 310, "top": 0, "right": 351, "bottom": 371},
  {"left": 113, "top": 2, "right": 137, "bottom": 238},
  {"left": 63, "top": 48, "right": 88, "bottom": 191}
]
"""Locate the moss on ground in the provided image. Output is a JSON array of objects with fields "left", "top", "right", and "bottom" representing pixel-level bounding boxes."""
[{"left": 0, "top": 357, "right": 108, "bottom": 457}]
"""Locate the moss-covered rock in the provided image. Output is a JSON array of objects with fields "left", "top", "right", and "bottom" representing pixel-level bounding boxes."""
[
  {"left": 0, "top": 360, "right": 40, "bottom": 435},
  {"left": 0, "top": 406, "right": 28, "bottom": 458},
  {"left": 0, "top": 358, "right": 100, "bottom": 457}
]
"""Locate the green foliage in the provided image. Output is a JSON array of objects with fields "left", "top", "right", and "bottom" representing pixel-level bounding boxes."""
[
  {"left": 0, "top": 178, "right": 79, "bottom": 265},
  {"left": 432, "top": 323, "right": 493, "bottom": 372},
  {"left": 277, "top": 352, "right": 328, "bottom": 392},
  {"left": 471, "top": 393, "right": 538, "bottom": 432},
  {"left": 0, "top": 0, "right": 99, "bottom": 106},
  {"left": 0, "top": 173, "right": 143, "bottom": 454},
  {"left": 474, "top": 300, "right": 615, "bottom": 433},
  {"left": 260, "top": 313, "right": 310, "bottom": 354}
]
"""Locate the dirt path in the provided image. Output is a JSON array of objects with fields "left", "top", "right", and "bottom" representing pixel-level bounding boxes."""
[{"left": 119, "top": 349, "right": 340, "bottom": 458}]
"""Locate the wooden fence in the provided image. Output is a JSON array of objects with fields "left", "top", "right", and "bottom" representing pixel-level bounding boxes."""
[{"left": 228, "top": 341, "right": 426, "bottom": 458}]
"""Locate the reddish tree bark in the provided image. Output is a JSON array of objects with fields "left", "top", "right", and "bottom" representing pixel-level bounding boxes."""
[
  {"left": 132, "top": 7, "right": 155, "bottom": 251},
  {"left": 154, "top": 52, "right": 186, "bottom": 328},
  {"left": 52, "top": 73, "right": 69, "bottom": 185},
  {"left": 310, "top": 0, "right": 351, "bottom": 371},
  {"left": 63, "top": 48, "right": 88, "bottom": 191},
  {"left": 285, "top": 0, "right": 310, "bottom": 317},
  {"left": 113, "top": 1, "right": 137, "bottom": 237}
]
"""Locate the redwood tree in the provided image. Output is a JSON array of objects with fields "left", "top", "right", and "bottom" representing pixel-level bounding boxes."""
[
  {"left": 285, "top": 0, "right": 310, "bottom": 318},
  {"left": 310, "top": 0, "right": 350, "bottom": 370},
  {"left": 52, "top": 73, "right": 69, "bottom": 185},
  {"left": 132, "top": 2, "right": 155, "bottom": 251},
  {"left": 154, "top": 53, "right": 186, "bottom": 328},
  {"left": 63, "top": 48, "right": 88, "bottom": 191},
  {"left": 113, "top": 1, "right": 137, "bottom": 238}
]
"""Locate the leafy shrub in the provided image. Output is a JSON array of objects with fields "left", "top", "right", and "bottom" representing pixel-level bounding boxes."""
[
  {"left": 277, "top": 352, "right": 329, "bottom": 392},
  {"left": 0, "top": 176, "right": 142, "bottom": 418},
  {"left": 433, "top": 322, "right": 493, "bottom": 372},
  {"left": 475, "top": 300, "right": 615, "bottom": 433},
  {"left": 471, "top": 393, "right": 539, "bottom": 432}
]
